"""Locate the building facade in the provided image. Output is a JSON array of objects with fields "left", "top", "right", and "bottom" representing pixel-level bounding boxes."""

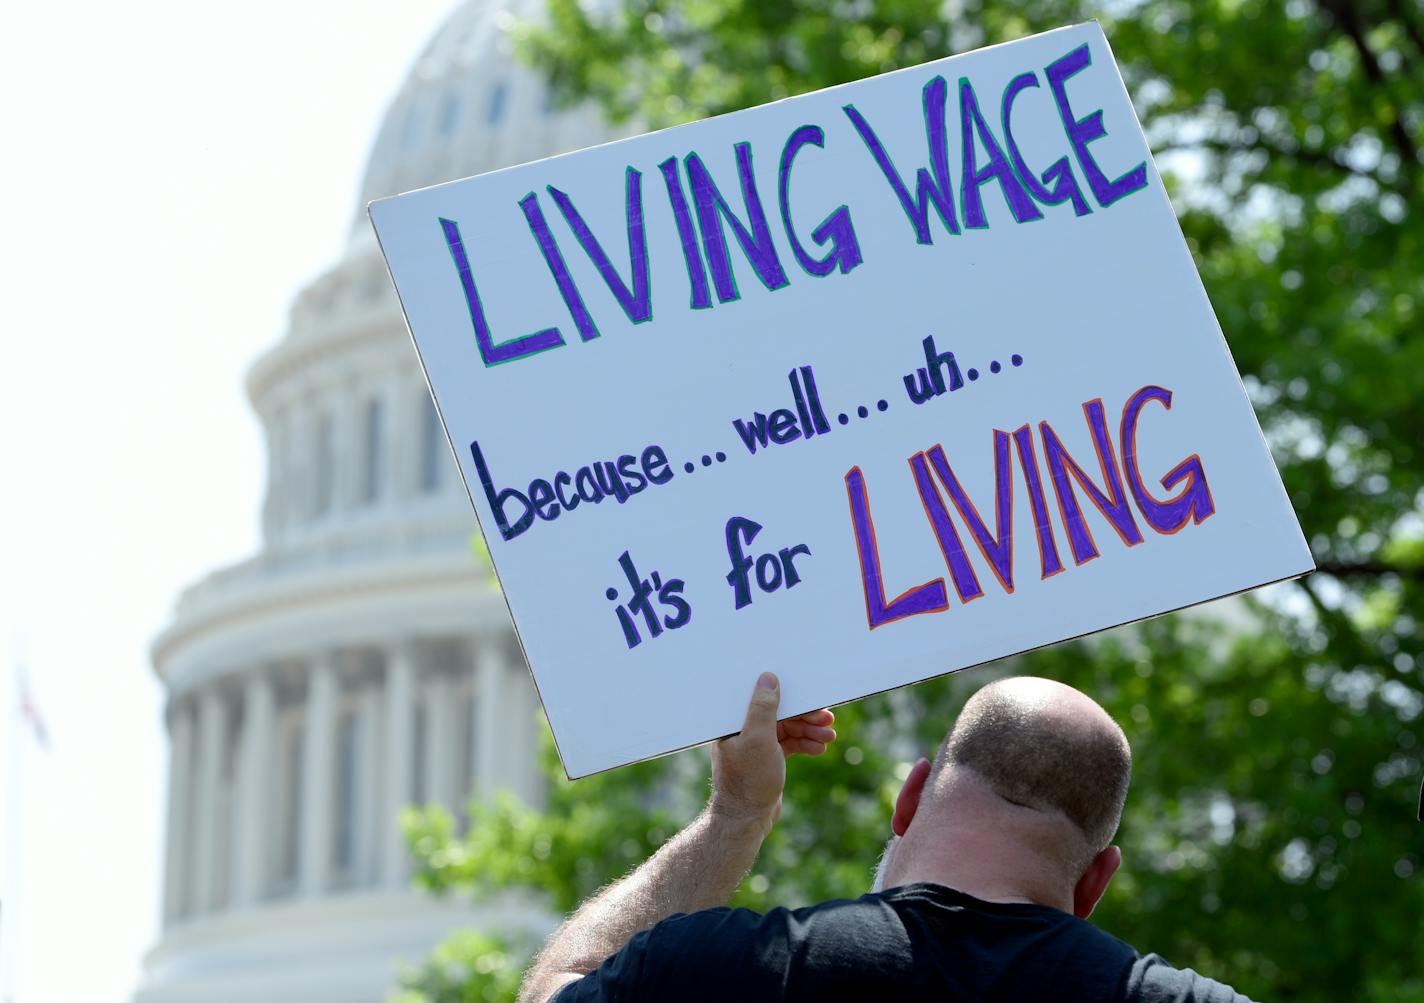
[{"left": 137, "top": 4, "right": 620, "bottom": 999}]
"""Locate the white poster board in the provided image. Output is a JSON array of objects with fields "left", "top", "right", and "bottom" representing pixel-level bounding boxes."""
[{"left": 370, "top": 21, "right": 1314, "bottom": 778}]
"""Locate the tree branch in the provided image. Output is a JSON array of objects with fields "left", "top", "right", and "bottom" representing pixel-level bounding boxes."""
[
  {"left": 1387, "top": 0, "right": 1424, "bottom": 61},
  {"left": 1152, "top": 135, "right": 1401, "bottom": 194},
  {"left": 1296, "top": 574, "right": 1359, "bottom": 645},
  {"left": 1314, "top": 559, "right": 1424, "bottom": 580},
  {"left": 1320, "top": 0, "right": 1420, "bottom": 182}
]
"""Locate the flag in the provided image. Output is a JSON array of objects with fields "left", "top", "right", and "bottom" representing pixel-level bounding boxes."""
[{"left": 16, "top": 668, "right": 48, "bottom": 752}]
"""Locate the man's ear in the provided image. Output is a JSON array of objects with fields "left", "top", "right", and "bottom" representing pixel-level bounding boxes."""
[
  {"left": 1072, "top": 845, "right": 1121, "bottom": 919},
  {"left": 892, "top": 757, "right": 932, "bottom": 837}
]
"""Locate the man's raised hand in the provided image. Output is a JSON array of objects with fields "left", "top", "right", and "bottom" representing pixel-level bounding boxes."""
[
  {"left": 710, "top": 672, "right": 837, "bottom": 831},
  {"left": 778, "top": 704, "right": 837, "bottom": 759}
]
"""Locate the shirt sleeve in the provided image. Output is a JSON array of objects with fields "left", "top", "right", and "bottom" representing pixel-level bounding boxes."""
[
  {"left": 545, "top": 932, "right": 646, "bottom": 1003},
  {"left": 547, "top": 907, "right": 775, "bottom": 1003},
  {"left": 1125, "top": 953, "right": 1258, "bottom": 1003}
]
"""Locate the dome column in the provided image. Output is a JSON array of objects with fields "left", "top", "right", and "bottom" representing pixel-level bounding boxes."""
[
  {"left": 334, "top": 389, "right": 360, "bottom": 512},
  {"left": 475, "top": 642, "right": 509, "bottom": 799},
  {"left": 161, "top": 698, "right": 196, "bottom": 925},
  {"left": 425, "top": 669, "right": 460, "bottom": 811},
  {"left": 298, "top": 652, "right": 339, "bottom": 896},
  {"left": 354, "top": 678, "right": 384, "bottom": 885},
  {"left": 192, "top": 685, "right": 229, "bottom": 913},
  {"left": 290, "top": 400, "right": 315, "bottom": 523},
  {"left": 233, "top": 667, "right": 275, "bottom": 906},
  {"left": 381, "top": 641, "right": 418, "bottom": 887},
  {"left": 265, "top": 408, "right": 290, "bottom": 537}
]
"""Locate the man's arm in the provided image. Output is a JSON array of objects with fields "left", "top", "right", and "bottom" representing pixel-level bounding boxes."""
[{"left": 518, "top": 672, "right": 836, "bottom": 1003}]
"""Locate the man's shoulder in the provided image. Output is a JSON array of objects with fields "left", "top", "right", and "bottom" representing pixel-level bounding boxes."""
[
  {"left": 551, "top": 891, "right": 915, "bottom": 1002},
  {"left": 645, "top": 885, "right": 1136, "bottom": 975},
  {"left": 646, "top": 888, "right": 912, "bottom": 955},
  {"left": 553, "top": 885, "right": 1253, "bottom": 1003}
]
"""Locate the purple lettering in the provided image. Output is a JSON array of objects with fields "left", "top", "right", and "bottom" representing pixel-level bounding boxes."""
[
  {"left": 684, "top": 143, "right": 790, "bottom": 302},
  {"left": 958, "top": 77, "right": 1044, "bottom": 227},
  {"left": 1002, "top": 71, "right": 1091, "bottom": 216},
  {"left": 519, "top": 192, "right": 599, "bottom": 344},
  {"left": 1011, "top": 425, "right": 1065, "bottom": 578},
  {"left": 1120, "top": 386, "right": 1216, "bottom": 533},
  {"left": 545, "top": 168, "right": 652, "bottom": 325},
  {"left": 778, "top": 124, "right": 863, "bottom": 277},
  {"left": 1040, "top": 399, "right": 1146, "bottom": 565},
  {"left": 1044, "top": 44, "right": 1148, "bottom": 208},
  {"left": 909, "top": 452, "right": 984, "bottom": 603},
  {"left": 843, "top": 75, "right": 960, "bottom": 244},
  {"left": 658, "top": 157, "right": 713, "bottom": 310},
  {"left": 846, "top": 466, "right": 949, "bottom": 629},
  {"left": 440, "top": 218, "right": 565, "bottom": 366},
  {"left": 926, "top": 434, "right": 1016, "bottom": 594}
]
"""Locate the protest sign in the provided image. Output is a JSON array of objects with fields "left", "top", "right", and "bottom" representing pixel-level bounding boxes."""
[{"left": 369, "top": 20, "right": 1314, "bottom": 778}]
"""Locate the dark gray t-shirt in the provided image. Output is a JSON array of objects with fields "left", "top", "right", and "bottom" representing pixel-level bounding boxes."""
[{"left": 552, "top": 882, "right": 1251, "bottom": 1002}]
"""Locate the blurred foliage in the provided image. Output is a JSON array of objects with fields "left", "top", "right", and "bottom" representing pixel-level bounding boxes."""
[
  {"left": 470, "top": 532, "right": 499, "bottom": 586},
  {"left": 409, "top": 1, "right": 1424, "bottom": 1000},
  {"left": 388, "top": 928, "right": 527, "bottom": 1003}
]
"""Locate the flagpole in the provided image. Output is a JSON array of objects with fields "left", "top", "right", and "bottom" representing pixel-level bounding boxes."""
[
  {"left": 1, "top": 655, "right": 20, "bottom": 1003},
  {"left": 2, "top": 653, "right": 29, "bottom": 1003}
]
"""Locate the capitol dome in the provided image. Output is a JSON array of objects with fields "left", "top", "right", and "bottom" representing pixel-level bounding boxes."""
[
  {"left": 136, "top": 4, "right": 622, "bottom": 1001},
  {"left": 352, "top": 0, "right": 615, "bottom": 239}
]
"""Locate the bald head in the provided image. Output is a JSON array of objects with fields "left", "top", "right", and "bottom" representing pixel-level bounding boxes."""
[{"left": 934, "top": 677, "right": 1132, "bottom": 862}]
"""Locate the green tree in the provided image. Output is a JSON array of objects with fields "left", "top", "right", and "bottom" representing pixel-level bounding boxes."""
[
  {"left": 388, "top": 928, "right": 528, "bottom": 1003},
  {"left": 403, "top": 2, "right": 1423, "bottom": 1000}
]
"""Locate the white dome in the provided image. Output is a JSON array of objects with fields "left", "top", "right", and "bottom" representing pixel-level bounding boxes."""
[
  {"left": 139, "top": 5, "right": 621, "bottom": 1000},
  {"left": 351, "top": 0, "right": 614, "bottom": 238},
  {"left": 243, "top": 0, "right": 624, "bottom": 550}
]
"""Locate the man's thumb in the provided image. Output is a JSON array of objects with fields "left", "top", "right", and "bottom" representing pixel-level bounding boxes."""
[{"left": 742, "top": 672, "right": 781, "bottom": 735}]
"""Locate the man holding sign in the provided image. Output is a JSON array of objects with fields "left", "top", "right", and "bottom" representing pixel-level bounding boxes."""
[
  {"left": 371, "top": 18, "right": 1307, "bottom": 1000},
  {"left": 519, "top": 672, "right": 1250, "bottom": 1002},
  {"left": 370, "top": 19, "right": 1312, "bottom": 781}
]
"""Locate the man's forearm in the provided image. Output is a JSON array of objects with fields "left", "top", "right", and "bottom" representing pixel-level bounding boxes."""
[
  {"left": 519, "top": 673, "right": 833, "bottom": 1002},
  {"left": 518, "top": 801, "right": 770, "bottom": 1003}
]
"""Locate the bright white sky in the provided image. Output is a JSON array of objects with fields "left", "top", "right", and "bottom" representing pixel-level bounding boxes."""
[{"left": 0, "top": 3, "right": 457, "bottom": 1000}]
